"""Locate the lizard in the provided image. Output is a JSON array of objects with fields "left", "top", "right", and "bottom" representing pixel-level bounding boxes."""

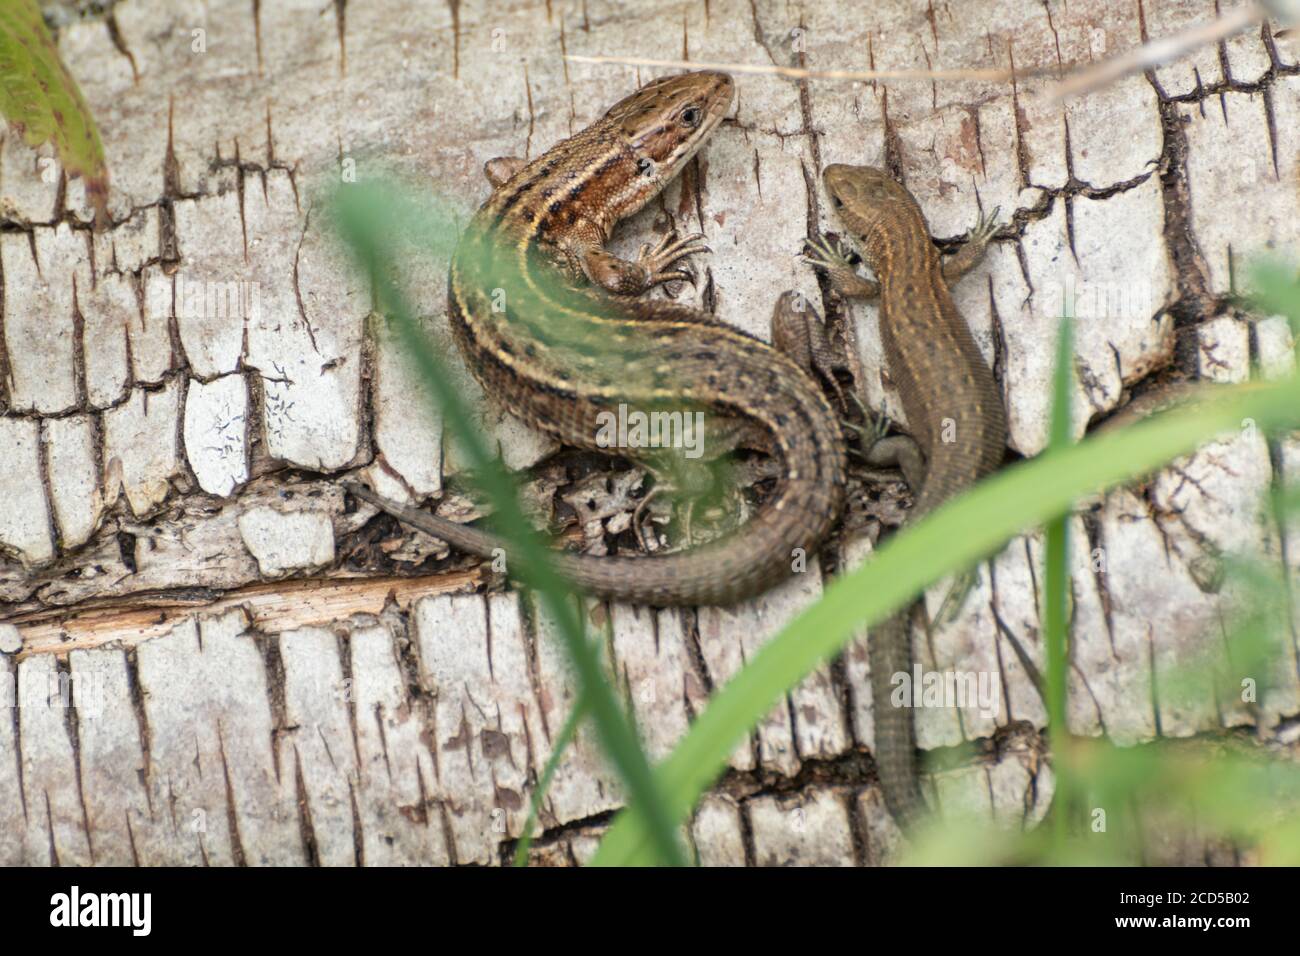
[
  {"left": 348, "top": 71, "right": 849, "bottom": 607},
  {"left": 801, "top": 164, "right": 1006, "bottom": 829}
]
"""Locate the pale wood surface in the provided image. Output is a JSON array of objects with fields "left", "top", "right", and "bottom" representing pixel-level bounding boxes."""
[{"left": 1, "top": 0, "right": 1298, "bottom": 865}]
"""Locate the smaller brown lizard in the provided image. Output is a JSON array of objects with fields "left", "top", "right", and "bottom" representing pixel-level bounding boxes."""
[{"left": 802, "top": 164, "right": 1006, "bottom": 829}]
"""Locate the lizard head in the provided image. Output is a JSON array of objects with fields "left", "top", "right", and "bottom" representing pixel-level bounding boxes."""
[
  {"left": 603, "top": 70, "right": 735, "bottom": 215},
  {"left": 822, "top": 164, "right": 927, "bottom": 251}
]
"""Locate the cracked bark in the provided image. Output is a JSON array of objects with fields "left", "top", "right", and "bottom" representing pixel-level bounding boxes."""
[{"left": 1, "top": 0, "right": 1298, "bottom": 866}]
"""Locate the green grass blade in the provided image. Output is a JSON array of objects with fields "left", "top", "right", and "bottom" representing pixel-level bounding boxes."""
[
  {"left": 1044, "top": 311, "right": 1074, "bottom": 848},
  {"left": 903, "top": 739, "right": 1300, "bottom": 865},
  {"left": 513, "top": 689, "right": 588, "bottom": 867},
  {"left": 593, "top": 371, "right": 1300, "bottom": 865},
  {"left": 1249, "top": 260, "right": 1300, "bottom": 334}
]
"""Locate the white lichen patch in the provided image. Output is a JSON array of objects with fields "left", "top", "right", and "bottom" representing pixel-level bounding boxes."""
[{"left": 183, "top": 375, "right": 249, "bottom": 497}]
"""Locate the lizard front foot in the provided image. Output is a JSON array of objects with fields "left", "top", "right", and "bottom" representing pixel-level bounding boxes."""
[
  {"left": 637, "top": 229, "right": 711, "bottom": 287},
  {"left": 580, "top": 229, "right": 712, "bottom": 296},
  {"left": 799, "top": 233, "right": 855, "bottom": 272},
  {"left": 800, "top": 234, "right": 880, "bottom": 300},
  {"left": 965, "top": 205, "right": 1002, "bottom": 246}
]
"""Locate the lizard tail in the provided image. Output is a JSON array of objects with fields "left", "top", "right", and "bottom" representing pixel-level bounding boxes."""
[
  {"left": 869, "top": 608, "right": 928, "bottom": 829},
  {"left": 344, "top": 477, "right": 840, "bottom": 607}
]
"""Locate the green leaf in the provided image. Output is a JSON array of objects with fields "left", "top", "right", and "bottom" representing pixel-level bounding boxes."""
[{"left": 0, "top": 0, "right": 109, "bottom": 222}]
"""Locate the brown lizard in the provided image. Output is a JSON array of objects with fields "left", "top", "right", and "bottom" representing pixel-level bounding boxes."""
[
  {"left": 802, "top": 164, "right": 1006, "bottom": 828},
  {"left": 350, "top": 71, "right": 848, "bottom": 606}
]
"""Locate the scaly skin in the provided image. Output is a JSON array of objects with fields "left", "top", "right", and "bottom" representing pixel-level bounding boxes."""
[
  {"left": 354, "top": 72, "right": 847, "bottom": 606},
  {"left": 806, "top": 164, "right": 1006, "bottom": 829}
]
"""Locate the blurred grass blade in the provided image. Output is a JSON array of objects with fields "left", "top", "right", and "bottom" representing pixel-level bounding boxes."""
[
  {"left": 329, "top": 180, "right": 685, "bottom": 866},
  {"left": 904, "top": 740, "right": 1300, "bottom": 865},
  {"left": 514, "top": 689, "right": 588, "bottom": 867},
  {"left": 0, "top": 0, "right": 109, "bottom": 222},
  {"left": 1077, "top": 741, "right": 1300, "bottom": 865},
  {"left": 1044, "top": 311, "right": 1074, "bottom": 846},
  {"left": 1153, "top": 555, "right": 1288, "bottom": 715},
  {"left": 593, "top": 370, "right": 1300, "bottom": 865},
  {"left": 1249, "top": 260, "right": 1300, "bottom": 336},
  {"left": 1276, "top": 485, "right": 1300, "bottom": 517}
]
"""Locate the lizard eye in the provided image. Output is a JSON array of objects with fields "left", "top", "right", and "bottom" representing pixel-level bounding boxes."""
[
  {"left": 679, "top": 106, "right": 703, "bottom": 128},
  {"left": 832, "top": 196, "right": 844, "bottom": 208},
  {"left": 637, "top": 157, "right": 655, "bottom": 177}
]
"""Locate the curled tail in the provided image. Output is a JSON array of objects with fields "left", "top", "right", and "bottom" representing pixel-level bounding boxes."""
[{"left": 346, "top": 473, "right": 841, "bottom": 607}]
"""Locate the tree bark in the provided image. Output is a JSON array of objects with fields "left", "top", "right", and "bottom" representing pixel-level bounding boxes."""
[{"left": 1, "top": 0, "right": 1297, "bottom": 865}]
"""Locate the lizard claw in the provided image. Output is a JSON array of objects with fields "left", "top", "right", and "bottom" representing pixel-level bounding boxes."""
[
  {"left": 639, "top": 230, "right": 711, "bottom": 284},
  {"left": 844, "top": 388, "right": 872, "bottom": 419},
  {"left": 966, "top": 206, "right": 1002, "bottom": 245},
  {"left": 801, "top": 233, "right": 859, "bottom": 272},
  {"left": 801, "top": 233, "right": 876, "bottom": 299},
  {"left": 842, "top": 406, "right": 893, "bottom": 450},
  {"left": 869, "top": 412, "right": 897, "bottom": 442},
  {"left": 651, "top": 268, "right": 697, "bottom": 289}
]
